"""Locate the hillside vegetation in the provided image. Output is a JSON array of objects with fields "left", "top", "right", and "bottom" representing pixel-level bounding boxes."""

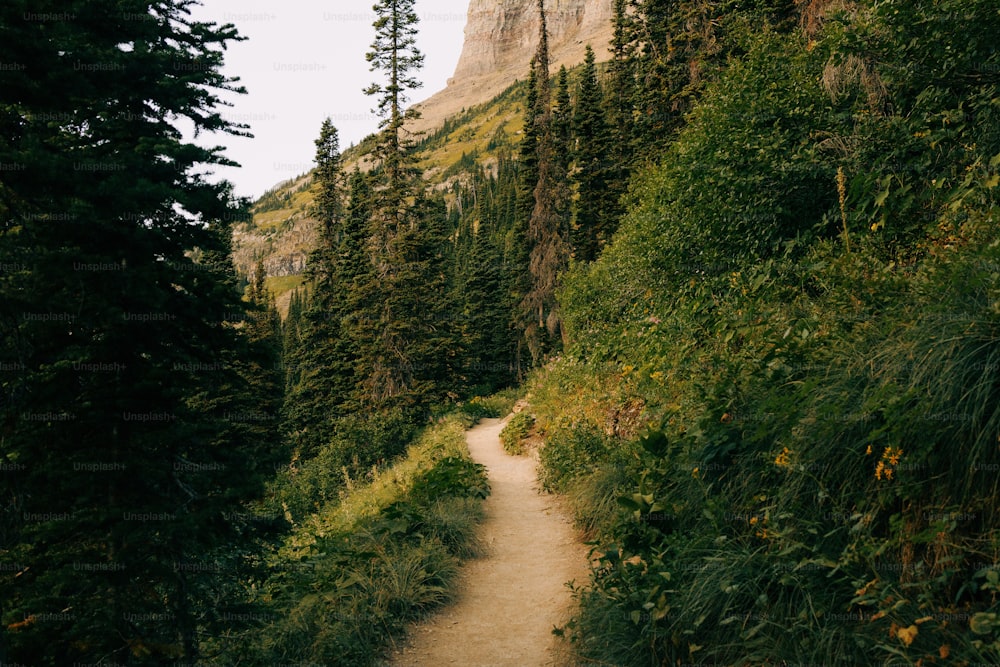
[
  {"left": 240, "top": 0, "right": 1000, "bottom": 663},
  {"left": 5, "top": 0, "right": 999, "bottom": 664},
  {"left": 524, "top": 1, "right": 1000, "bottom": 665}
]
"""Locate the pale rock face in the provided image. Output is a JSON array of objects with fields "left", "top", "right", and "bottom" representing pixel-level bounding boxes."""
[
  {"left": 452, "top": 0, "right": 612, "bottom": 81},
  {"left": 410, "top": 0, "right": 613, "bottom": 134}
]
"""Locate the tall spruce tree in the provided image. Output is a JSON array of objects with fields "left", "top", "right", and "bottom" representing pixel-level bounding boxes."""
[
  {"left": 520, "top": 0, "right": 572, "bottom": 364},
  {"left": 281, "top": 119, "right": 352, "bottom": 455},
  {"left": 0, "top": 1, "right": 271, "bottom": 662},
  {"left": 572, "top": 45, "right": 617, "bottom": 262},
  {"left": 360, "top": 0, "right": 456, "bottom": 411}
]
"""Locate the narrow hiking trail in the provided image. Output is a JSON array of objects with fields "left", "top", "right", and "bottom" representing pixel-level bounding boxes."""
[{"left": 386, "top": 417, "right": 590, "bottom": 667}]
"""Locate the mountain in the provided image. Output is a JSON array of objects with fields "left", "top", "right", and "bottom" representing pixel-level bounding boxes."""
[
  {"left": 231, "top": 0, "right": 613, "bottom": 312},
  {"left": 409, "top": 0, "right": 613, "bottom": 135}
]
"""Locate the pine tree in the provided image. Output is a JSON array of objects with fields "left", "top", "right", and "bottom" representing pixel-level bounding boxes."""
[
  {"left": 365, "top": 0, "right": 424, "bottom": 218},
  {"left": 0, "top": 1, "right": 270, "bottom": 661},
  {"left": 520, "top": 0, "right": 572, "bottom": 364},
  {"left": 607, "top": 0, "right": 638, "bottom": 163},
  {"left": 359, "top": 0, "right": 456, "bottom": 411},
  {"left": 572, "top": 45, "right": 617, "bottom": 262},
  {"left": 280, "top": 119, "right": 352, "bottom": 455},
  {"left": 553, "top": 65, "right": 574, "bottom": 176}
]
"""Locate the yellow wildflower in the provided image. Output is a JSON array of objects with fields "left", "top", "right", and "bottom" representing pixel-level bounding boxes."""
[
  {"left": 897, "top": 624, "right": 918, "bottom": 646},
  {"left": 865, "top": 444, "right": 872, "bottom": 455},
  {"left": 774, "top": 447, "right": 791, "bottom": 467}
]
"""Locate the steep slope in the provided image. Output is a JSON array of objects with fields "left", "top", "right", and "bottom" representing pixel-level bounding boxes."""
[
  {"left": 231, "top": 0, "right": 613, "bottom": 311},
  {"left": 409, "top": 0, "right": 613, "bottom": 135}
]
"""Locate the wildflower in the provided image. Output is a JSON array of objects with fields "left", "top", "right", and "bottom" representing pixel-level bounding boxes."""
[
  {"left": 692, "top": 467, "right": 699, "bottom": 479},
  {"left": 721, "top": 412, "right": 733, "bottom": 424},
  {"left": 885, "top": 446, "right": 903, "bottom": 465},
  {"left": 774, "top": 447, "right": 791, "bottom": 467},
  {"left": 865, "top": 444, "right": 872, "bottom": 455},
  {"left": 749, "top": 516, "right": 759, "bottom": 525},
  {"left": 856, "top": 579, "right": 877, "bottom": 597},
  {"left": 897, "top": 624, "right": 918, "bottom": 646}
]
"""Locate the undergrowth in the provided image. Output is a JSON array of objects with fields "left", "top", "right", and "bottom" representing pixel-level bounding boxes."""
[{"left": 213, "top": 414, "right": 490, "bottom": 665}]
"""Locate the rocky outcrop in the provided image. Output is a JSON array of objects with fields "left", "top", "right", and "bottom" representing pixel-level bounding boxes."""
[{"left": 410, "top": 0, "right": 614, "bottom": 134}]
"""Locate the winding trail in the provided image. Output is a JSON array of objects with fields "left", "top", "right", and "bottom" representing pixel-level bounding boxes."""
[{"left": 386, "top": 417, "right": 589, "bottom": 667}]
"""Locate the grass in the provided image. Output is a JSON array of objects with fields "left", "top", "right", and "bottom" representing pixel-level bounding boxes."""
[
  {"left": 264, "top": 274, "right": 306, "bottom": 301},
  {"left": 229, "top": 412, "right": 491, "bottom": 665}
]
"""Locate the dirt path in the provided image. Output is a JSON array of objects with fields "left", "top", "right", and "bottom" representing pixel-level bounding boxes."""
[{"left": 386, "top": 417, "right": 589, "bottom": 667}]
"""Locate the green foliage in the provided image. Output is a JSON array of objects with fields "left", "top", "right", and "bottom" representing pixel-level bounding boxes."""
[
  {"left": 0, "top": 1, "right": 283, "bottom": 662},
  {"left": 241, "top": 414, "right": 490, "bottom": 665},
  {"left": 410, "top": 456, "right": 490, "bottom": 504},
  {"left": 532, "top": 2, "right": 1000, "bottom": 665},
  {"left": 454, "top": 389, "right": 520, "bottom": 423},
  {"left": 499, "top": 412, "right": 535, "bottom": 455}
]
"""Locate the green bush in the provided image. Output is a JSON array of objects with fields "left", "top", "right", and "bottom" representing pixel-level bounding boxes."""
[
  {"left": 455, "top": 389, "right": 520, "bottom": 423},
  {"left": 233, "top": 414, "right": 490, "bottom": 666},
  {"left": 538, "top": 422, "right": 616, "bottom": 492},
  {"left": 499, "top": 412, "right": 534, "bottom": 455}
]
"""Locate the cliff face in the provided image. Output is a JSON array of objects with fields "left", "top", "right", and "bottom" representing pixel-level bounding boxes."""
[
  {"left": 453, "top": 0, "right": 613, "bottom": 80},
  {"left": 238, "top": 0, "right": 615, "bottom": 311},
  {"left": 410, "top": 0, "right": 613, "bottom": 133}
]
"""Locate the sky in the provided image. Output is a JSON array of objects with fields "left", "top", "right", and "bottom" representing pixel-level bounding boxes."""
[{"left": 188, "top": 0, "right": 470, "bottom": 201}]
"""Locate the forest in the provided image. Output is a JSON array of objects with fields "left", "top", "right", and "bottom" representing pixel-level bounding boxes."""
[{"left": 2, "top": 0, "right": 1000, "bottom": 664}]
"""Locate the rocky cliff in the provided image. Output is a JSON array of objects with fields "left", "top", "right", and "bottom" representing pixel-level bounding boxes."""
[
  {"left": 237, "top": 0, "right": 615, "bottom": 310},
  {"left": 410, "top": 0, "right": 613, "bottom": 134}
]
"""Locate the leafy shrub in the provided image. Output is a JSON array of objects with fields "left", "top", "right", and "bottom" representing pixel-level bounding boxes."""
[
  {"left": 538, "top": 422, "right": 616, "bottom": 492},
  {"left": 409, "top": 456, "right": 490, "bottom": 503},
  {"left": 235, "top": 413, "right": 490, "bottom": 665},
  {"left": 454, "top": 389, "right": 520, "bottom": 423},
  {"left": 499, "top": 412, "right": 534, "bottom": 455}
]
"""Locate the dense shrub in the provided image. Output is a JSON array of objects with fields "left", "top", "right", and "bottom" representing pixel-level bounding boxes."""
[
  {"left": 499, "top": 411, "right": 535, "bottom": 455},
  {"left": 540, "top": 2, "right": 1000, "bottom": 665}
]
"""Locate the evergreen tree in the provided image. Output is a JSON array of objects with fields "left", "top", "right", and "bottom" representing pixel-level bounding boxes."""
[
  {"left": 607, "top": 0, "right": 638, "bottom": 160},
  {"left": 0, "top": 1, "right": 270, "bottom": 661},
  {"left": 360, "top": 0, "right": 456, "bottom": 411},
  {"left": 553, "top": 65, "right": 574, "bottom": 176},
  {"left": 572, "top": 45, "right": 617, "bottom": 262},
  {"left": 365, "top": 0, "right": 424, "bottom": 216},
  {"left": 520, "top": 0, "right": 572, "bottom": 364},
  {"left": 280, "top": 119, "right": 352, "bottom": 455}
]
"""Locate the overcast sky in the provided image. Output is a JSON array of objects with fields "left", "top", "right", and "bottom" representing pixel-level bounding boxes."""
[{"left": 189, "top": 0, "right": 469, "bottom": 201}]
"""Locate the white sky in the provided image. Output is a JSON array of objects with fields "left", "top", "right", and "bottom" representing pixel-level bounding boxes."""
[{"left": 189, "top": 0, "right": 469, "bottom": 200}]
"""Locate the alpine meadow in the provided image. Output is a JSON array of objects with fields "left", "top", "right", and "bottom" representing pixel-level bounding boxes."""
[{"left": 2, "top": 0, "right": 1000, "bottom": 665}]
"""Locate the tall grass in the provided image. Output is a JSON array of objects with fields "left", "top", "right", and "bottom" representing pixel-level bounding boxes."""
[
  {"left": 219, "top": 414, "right": 490, "bottom": 665},
  {"left": 534, "top": 232, "right": 1000, "bottom": 665}
]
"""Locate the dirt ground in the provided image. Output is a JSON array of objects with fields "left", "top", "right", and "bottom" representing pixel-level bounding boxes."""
[{"left": 385, "top": 417, "right": 590, "bottom": 667}]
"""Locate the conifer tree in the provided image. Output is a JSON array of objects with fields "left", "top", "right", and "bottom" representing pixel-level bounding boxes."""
[
  {"left": 553, "top": 65, "right": 574, "bottom": 176},
  {"left": 573, "top": 45, "right": 617, "bottom": 262},
  {"left": 0, "top": 1, "right": 269, "bottom": 661},
  {"left": 607, "top": 0, "right": 638, "bottom": 161},
  {"left": 360, "top": 0, "right": 456, "bottom": 411},
  {"left": 281, "top": 119, "right": 351, "bottom": 455},
  {"left": 520, "top": 0, "right": 572, "bottom": 364}
]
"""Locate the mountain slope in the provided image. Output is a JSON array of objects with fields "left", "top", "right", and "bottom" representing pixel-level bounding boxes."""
[{"left": 231, "top": 0, "right": 613, "bottom": 313}]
